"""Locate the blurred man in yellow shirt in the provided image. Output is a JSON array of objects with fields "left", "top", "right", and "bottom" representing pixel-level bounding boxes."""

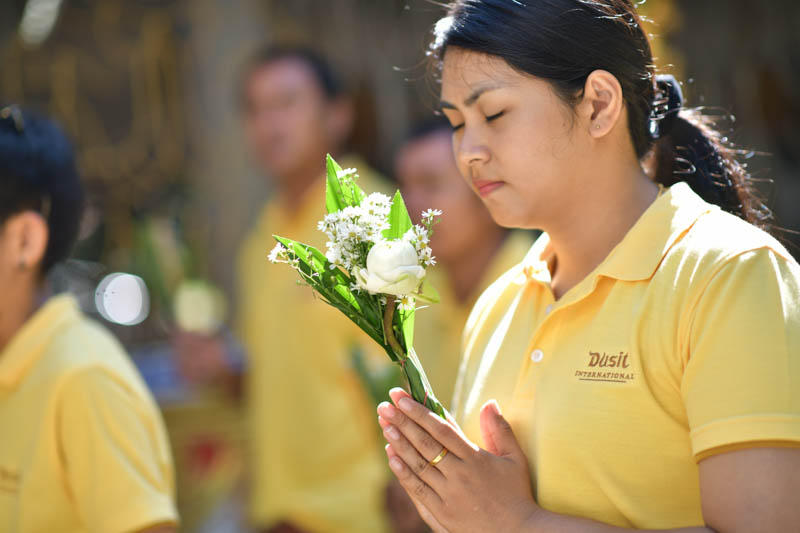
[
  {"left": 395, "top": 119, "right": 533, "bottom": 409},
  {"left": 0, "top": 107, "right": 178, "bottom": 532},
  {"left": 177, "top": 47, "right": 392, "bottom": 533},
  {"left": 384, "top": 120, "right": 532, "bottom": 533}
]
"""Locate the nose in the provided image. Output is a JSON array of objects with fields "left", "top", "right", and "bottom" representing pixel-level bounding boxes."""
[{"left": 453, "top": 127, "right": 490, "bottom": 170}]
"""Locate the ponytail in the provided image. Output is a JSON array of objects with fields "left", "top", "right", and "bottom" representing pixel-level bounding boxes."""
[{"left": 649, "top": 78, "right": 771, "bottom": 229}]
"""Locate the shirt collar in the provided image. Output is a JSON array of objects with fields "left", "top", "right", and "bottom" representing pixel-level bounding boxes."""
[
  {"left": 523, "top": 182, "right": 716, "bottom": 284},
  {"left": 0, "top": 294, "right": 79, "bottom": 389}
]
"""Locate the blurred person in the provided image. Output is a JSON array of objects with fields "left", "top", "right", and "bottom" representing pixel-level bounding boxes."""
[
  {"left": 175, "top": 47, "right": 392, "bottom": 533},
  {"left": 0, "top": 106, "right": 178, "bottom": 532},
  {"left": 395, "top": 119, "right": 533, "bottom": 409},
  {"left": 385, "top": 119, "right": 533, "bottom": 533}
]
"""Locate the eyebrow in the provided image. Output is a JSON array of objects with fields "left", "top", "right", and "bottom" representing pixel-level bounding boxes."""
[{"left": 439, "top": 83, "right": 502, "bottom": 110}]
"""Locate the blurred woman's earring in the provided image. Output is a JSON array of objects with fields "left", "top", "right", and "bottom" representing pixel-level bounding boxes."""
[{"left": 18, "top": 259, "right": 26, "bottom": 270}]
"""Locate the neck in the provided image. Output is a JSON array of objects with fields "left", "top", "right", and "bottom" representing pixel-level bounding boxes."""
[
  {"left": 0, "top": 276, "right": 43, "bottom": 354},
  {"left": 545, "top": 163, "right": 658, "bottom": 300},
  {"left": 440, "top": 229, "right": 507, "bottom": 305}
]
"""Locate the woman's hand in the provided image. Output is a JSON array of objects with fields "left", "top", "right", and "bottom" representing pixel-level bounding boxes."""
[
  {"left": 377, "top": 388, "right": 539, "bottom": 533},
  {"left": 385, "top": 478, "right": 429, "bottom": 533}
]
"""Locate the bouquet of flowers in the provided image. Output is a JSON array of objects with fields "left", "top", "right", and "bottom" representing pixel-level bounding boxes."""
[{"left": 269, "top": 155, "right": 446, "bottom": 418}]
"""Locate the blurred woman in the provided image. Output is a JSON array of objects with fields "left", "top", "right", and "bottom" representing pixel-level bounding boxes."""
[
  {"left": 376, "top": 2, "right": 800, "bottom": 532},
  {"left": 395, "top": 119, "right": 533, "bottom": 408},
  {"left": 0, "top": 106, "right": 178, "bottom": 533}
]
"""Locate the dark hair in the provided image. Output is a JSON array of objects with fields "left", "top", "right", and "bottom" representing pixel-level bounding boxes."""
[
  {"left": 430, "top": 0, "right": 770, "bottom": 227},
  {"left": 238, "top": 45, "right": 346, "bottom": 107},
  {"left": 0, "top": 106, "right": 85, "bottom": 273}
]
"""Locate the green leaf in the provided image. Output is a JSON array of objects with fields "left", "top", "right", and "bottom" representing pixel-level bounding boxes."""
[
  {"left": 349, "top": 178, "right": 366, "bottom": 206},
  {"left": 398, "top": 306, "right": 415, "bottom": 351},
  {"left": 325, "top": 154, "right": 367, "bottom": 213},
  {"left": 273, "top": 234, "right": 391, "bottom": 351},
  {"left": 325, "top": 154, "right": 346, "bottom": 213},
  {"left": 383, "top": 190, "right": 413, "bottom": 240}
]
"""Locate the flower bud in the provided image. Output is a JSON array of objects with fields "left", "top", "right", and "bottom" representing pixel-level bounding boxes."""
[{"left": 354, "top": 240, "right": 425, "bottom": 296}]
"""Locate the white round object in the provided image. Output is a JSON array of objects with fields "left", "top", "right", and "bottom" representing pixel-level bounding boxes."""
[
  {"left": 173, "top": 280, "right": 227, "bottom": 334},
  {"left": 95, "top": 273, "right": 149, "bottom": 326}
]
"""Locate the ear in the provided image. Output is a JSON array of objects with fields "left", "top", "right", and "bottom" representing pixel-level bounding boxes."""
[
  {"left": 6, "top": 211, "right": 49, "bottom": 272},
  {"left": 324, "top": 96, "right": 355, "bottom": 148},
  {"left": 576, "top": 70, "right": 625, "bottom": 138}
]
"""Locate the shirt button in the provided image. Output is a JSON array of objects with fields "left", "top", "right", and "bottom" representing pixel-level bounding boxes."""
[
  {"left": 545, "top": 304, "right": 553, "bottom": 315},
  {"left": 531, "top": 349, "right": 544, "bottom": 363}
]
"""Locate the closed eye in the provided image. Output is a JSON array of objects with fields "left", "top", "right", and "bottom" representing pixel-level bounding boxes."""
[
  {"left": 450, "top": 122, "right": 464, "bottom": 132},
  {"left": 486, "top": 111, "right": 504, "bottom": 122}
]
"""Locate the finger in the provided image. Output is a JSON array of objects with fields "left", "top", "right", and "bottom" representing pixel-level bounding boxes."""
[
  {"left": 479, "top": 399, "right": 526, "bottom": 461},
  {"left": 388, "top": 387, "right": 412, "bottom": 405},
  {"left": 389, "top": 394, "right": 477, "bottom": 459},
  {"left": 378, "top": 402, "right": 458, "bottom": 467},
  {"left": 386, "top": 446, "right": 450, "bottom": 533},
  {"left": 479, "top": 401, "right": 499, "bottom": 456},
  {"left": 385, "top": 444, "right": 444, "bottom": 517},
  {"left": 382, "top": 421, "right": 448, "bottom": 487}
]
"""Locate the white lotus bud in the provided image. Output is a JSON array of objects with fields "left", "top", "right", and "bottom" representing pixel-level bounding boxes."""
[{"left": 354, "top": 240, "right": 426, "bottom": 296}]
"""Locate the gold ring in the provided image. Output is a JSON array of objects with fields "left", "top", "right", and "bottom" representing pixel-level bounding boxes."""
[{"left": 430, "top": 447, "right": 448, "bottom": 466}]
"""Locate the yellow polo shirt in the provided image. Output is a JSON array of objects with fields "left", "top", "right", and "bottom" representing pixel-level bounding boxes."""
[
  {"left": 453, "top": 182, "right": 800, "bottom": 529},
  {"left": 237, "top": 157, "right": 392, "bottom": 532},
  {"left": 414, "top": 231, "right": 534, "bottom": 410},
  {"left": 0, "top": 295, "right": 177, "bottom": 533}
]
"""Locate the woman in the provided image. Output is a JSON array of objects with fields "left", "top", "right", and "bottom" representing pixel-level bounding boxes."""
[
  {"left": 376, "top": 2, "right": 800, "bottom": 532},
  {"left": 0, "top": 106, "right": 178, "bottom": 532}
]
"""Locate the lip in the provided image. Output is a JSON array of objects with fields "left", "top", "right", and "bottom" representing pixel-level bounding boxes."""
[{"left": 473, "top": 179, "right": 505, "bottom": 197}]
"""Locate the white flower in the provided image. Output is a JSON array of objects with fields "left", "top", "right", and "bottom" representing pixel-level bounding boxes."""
[
  {"left": 268, "top": 243, "right": 287, "bottom": 263},
  {"left": 422, "top": 208, "right": 442, "bottom": 222},
  {"left": 354, "top": 240, "right": 426, "bottom": 296},
  {"left": 362, "top": 193, "right": 392, "bottom": 216},
  {"left": 397, "top": 295, "right": 415, "bottom": 311},
  {"left": 337, "top": 168, "right": 358, "bottom": 179}
]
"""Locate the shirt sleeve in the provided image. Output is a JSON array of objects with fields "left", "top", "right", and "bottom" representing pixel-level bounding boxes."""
[
  {"left": 57, "top": 367, "right": 178, "bottom": 533},
  {"left": 682, "top": 247, "right": 800, "bottom": 459}
]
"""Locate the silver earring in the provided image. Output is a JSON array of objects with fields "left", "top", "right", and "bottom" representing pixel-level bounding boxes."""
[{"left": 18, "top": 259, "right": 26, "bottom": 270}]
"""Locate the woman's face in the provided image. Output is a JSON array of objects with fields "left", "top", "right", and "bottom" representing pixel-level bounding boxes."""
[{"left": 440, "top": 48, "right": 592, "bottom": 230}]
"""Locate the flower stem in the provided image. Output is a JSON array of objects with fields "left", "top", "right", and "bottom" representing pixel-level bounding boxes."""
[
  {"left": 382, "top": 296, "right": 447, "bottom": 419},
  {"left": 383, "top": 296, "right": 404, "bottom": 357}
]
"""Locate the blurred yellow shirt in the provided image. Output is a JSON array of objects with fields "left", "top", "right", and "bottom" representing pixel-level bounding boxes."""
[
  {"left": 0, "top": 295, "right": 178, "bottom": 533},
  {"left": 414, "top": 231, "right": 534, "bottom": 410},
  {"left": 237, "top": 157, "right": 392, "bottom": 532},
  {"left": 453, "top": 182, "right": 800, "bottom": 529}
]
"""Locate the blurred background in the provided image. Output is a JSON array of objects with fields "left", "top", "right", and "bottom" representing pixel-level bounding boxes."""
[{"left": 1, "top": 0, "right": 798, "bottom": 531}]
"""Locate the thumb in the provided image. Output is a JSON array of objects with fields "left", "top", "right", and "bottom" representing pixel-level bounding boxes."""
[{"left": 479, "top": 399, "right": 524, "bottom": 460}]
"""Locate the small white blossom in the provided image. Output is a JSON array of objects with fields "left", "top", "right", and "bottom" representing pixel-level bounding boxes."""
[
  {"left": 268, "top": 243, "right": 288, "bottom": 263},
  {"left": 422, "top": 208, "right": 442, "bottom": 222},
  {"left": 397, "top": 295, "right": 415, "bottom": 311},
  {"left": 337, "top": 168, "right": 359, "bottom": 179}
]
